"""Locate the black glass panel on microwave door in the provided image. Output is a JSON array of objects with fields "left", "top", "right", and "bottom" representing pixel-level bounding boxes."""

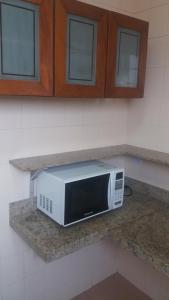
[{"left": 64, "top": 174, "right": 110, "bottom": 225}]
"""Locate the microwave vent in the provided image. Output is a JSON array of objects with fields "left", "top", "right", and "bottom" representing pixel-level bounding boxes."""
[
  {"left": 39, "top": 194, "right": 52, "bottom": 214},
  {"left": 40, "top": 194, "right": 43, "bottom": 207},
  {"left": 46, "top": 198, "right": 49, "bottom": 211},
  {"left": 50, "top": 200, "right": 53, "bottom": 214},
  {"left": 43, "top": 195, "right": 46, "bottom": 209}
]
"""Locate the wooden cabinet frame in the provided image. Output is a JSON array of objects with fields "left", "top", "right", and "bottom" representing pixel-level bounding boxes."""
[
  {"left": 55, "top": 0, "right": 108, "bottom": 98},
  {"left": 0, "top": 0, "right": 54, "bottom": 96},
  {"left": 0, "top": 0, "right": 148, "bottom": 98},
  {"left": 105, "top": 12, "right": 149, "bottom": 98}
]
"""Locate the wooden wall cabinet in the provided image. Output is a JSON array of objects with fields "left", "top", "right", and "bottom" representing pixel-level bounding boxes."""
[
  {"left": 0, "top": 0, "right": 53, "bottom": 96},
  {"left": 54, "top": 0, "right": 148, "bottom": 98},
  {"left": 105, "top": 12, "right": 149, "bottom": 98},
  {"left": 0, "top": 0, "right": 148, "bottom": 98},
  {"left": 55, "top": 0, "right": 108, "bottom": 98}
]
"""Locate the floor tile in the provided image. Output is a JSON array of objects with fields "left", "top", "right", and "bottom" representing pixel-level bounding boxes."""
[
  {"left": 71, "top": 292, "right": 90, "bottom": 300},
  {"left": 71, "top": 273, "right": 152, "bottom": 300},
  {"left": 87, "top": 273, "right": 152, "bottom": 300}
]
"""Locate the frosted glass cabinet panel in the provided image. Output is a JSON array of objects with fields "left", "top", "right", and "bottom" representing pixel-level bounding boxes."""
[
  {"left": 66, "top": 15, "right": 97, "bottom": 86},
  {"left": 55, "top": 0, "right": 108, "bottom": 98},
  {"left": 0, "top": 0, "right": 39, "bottom": 80},
  {"left": 106, "top": 12, "right": 148, "bottom": 98},
  {"left": 115, "top": 28, "right": 140, "bottom": 88},
  {"left": 0, "top": 0, "right": 53, "bottom": 96}
]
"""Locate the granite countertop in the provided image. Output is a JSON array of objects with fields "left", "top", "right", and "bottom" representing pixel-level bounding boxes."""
[
  {"left": 9, "top": 178, "right": 169, "bottom": 277},
  {"left": 9, "top": 144, "right": 169, "bottom": 171},
  {"left": 110, "top": 208, "right": 169, "bottom": 276}
]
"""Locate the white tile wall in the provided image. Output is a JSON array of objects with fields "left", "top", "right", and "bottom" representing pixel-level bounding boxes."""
[
  {"left": 133, "top": 1, "right": 151, "bottom": 12},
  {"left": 147, "top": 36, "right": 168, "bottom": 68},
  {"left": 23, "top": 241, "right": 118, "bottom": 300},
  {"left": 21, "top": 99, "right": 65, "bottom": 129},
  {"left": 127, "top": 0, "right": 169, "bottom": 154},
  {"left": 148, "top": 5, "right": 169, "bottom": 38},
  {"left": 79, "top": 0, "right": 135, "bottom": 14},
  {"left": 0, "top": 101, "right": 21, "bottom": 130},
  {"left": 1, "top": 279, "right": 25, "bottom": 300},
  {"left": 150, "top": 0, "right": 169, "bottom": 9}
]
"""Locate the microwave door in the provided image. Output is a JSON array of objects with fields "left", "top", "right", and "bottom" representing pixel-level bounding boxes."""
[{"left": 64, "top": 174, "right": 110, "bottom": 225}]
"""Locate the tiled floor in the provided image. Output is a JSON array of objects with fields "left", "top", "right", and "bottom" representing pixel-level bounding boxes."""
[{"left": 71, "top": 273, "right": 152, "bottom": 300}]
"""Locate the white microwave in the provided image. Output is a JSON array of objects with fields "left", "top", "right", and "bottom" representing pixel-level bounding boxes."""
[{"left": 36, "top": 161, "right": 124, "bottom": 227}]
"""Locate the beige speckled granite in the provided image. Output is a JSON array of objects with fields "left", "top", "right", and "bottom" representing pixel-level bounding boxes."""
[
  {"left": 9, "top": 180, "right": 169, "bottom": 279},
  {"left": 125, "top": 145, "right": 169, "bottom": 166},
  {"left": 9, "top": 145, "right": 126, "bottom": 172},
  {"left": 110, "top": 207, "right": 169, "bottom": 276},
  {"left": 125, "top": 177, "right": 169, "bottom": 203},
  {"left": 9, "top": 144, "right": 169, "bottom": 172}
]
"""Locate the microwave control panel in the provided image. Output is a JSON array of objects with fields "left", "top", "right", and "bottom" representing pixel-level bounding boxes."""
[{"left": 110, "top": 170, "right": 124, "bottom": 209}]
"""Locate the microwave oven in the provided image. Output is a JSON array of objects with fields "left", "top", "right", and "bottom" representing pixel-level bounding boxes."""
[{"left": 36, "top": 161, "right": 124, "bottom": 227}]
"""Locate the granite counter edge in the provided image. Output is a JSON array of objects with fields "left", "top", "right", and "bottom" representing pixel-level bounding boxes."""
[{"left": 9, "top": 144, "right": 169, "bottom": 172}]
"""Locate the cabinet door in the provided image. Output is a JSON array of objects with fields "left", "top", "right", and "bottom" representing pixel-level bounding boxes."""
[
  {"left": 55, "top": 0, "right": 108, "bottom": 98},
  {"left": 0, "top": 0, "right": 53, "bottom": 96},
  {"left": 106, "top": 12, "right": 148, "bottom": 98}
]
